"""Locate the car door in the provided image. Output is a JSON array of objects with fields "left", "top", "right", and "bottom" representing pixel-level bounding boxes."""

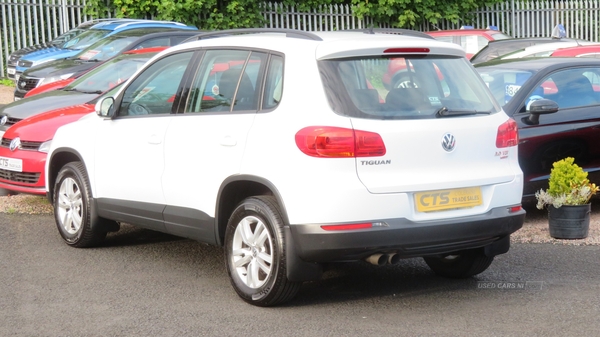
[
  {"left": 516, "top": 66, "right": 600, "bottom": 196},
  {"left": 161, "top": 49, "right": 274, "bottom": 242},
  {"left": 93, "top": 51, "right": 197, "bottom": 230}
]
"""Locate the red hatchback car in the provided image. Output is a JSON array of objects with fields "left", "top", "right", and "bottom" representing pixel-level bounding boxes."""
[
  {"left": 0, "top": 102, "right": 96, "bottom": 194},
  {"left": 427, "top": 27, "right": 511, "bottom": 59}
]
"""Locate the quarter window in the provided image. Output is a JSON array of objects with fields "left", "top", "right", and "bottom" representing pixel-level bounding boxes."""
[{"left": 263, "top": 55, "right": 284, "bottom": 109}]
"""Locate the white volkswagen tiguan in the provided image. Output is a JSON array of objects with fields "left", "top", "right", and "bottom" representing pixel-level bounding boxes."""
[{"left": 45, "top": 28, "right": 525, "bottom": 306}]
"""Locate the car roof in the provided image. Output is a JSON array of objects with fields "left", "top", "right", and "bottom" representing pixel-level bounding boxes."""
[
  {"left": 173, "top": 28, "right": 465, "bottom": 59},
  {"left": 499, "top": 40, "right": 597, "bottom": 59},
  {"left": 470, "top": 37, "right": 589, "bottom": 63},
  {"left": 551, "top": 44, "right": 600, "bottom": 57},
  {"left": 511, "top": 40, "right": 594, "bottom": 53},
  {"left": 107, "top": 28, "right": 200, "bottom": 38},
  {"left": 90, "top": 19, "right": 196, "bottom": 31},
  {"left": 77, "top": 18, "right": 136, "bottom": 29},
  {"left": 474, "top": 56, "right": 600, "bottom": 71},
  {"left": 427, "top": 29, "right": 500, "bottom": 35}
]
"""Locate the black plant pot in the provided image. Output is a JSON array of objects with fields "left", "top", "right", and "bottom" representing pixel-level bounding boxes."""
[{"left": 548, "top": 204, "right": 590, "bottom": 239}]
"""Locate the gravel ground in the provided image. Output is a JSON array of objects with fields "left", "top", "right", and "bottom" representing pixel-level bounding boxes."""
[
  {"left": 1, "top": 83, "right": 599, "bottom": 245},
  {"left": 0, "top": 83, "right": 13, "bottom": 104}
]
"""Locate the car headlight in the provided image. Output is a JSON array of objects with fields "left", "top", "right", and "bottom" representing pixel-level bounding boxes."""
[
  {"left": 38, "top": 140, "right": 52, "bottom": 153},
  {"left": 39, "top": 73, "right": 74, "bottom": 86}
]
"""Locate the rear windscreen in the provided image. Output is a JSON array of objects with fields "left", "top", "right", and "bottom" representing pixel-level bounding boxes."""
[{"left": 318, "top": 55, "right": 500, "bottom": 120}]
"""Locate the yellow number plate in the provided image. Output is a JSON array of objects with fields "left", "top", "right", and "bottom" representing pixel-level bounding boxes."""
[{"left": 415, "top": 187, "right": 483, "bottom": 212}]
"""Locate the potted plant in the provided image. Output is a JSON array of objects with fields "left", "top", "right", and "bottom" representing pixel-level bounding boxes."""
[{"left": 535, "top": 157, "right": 599, "bottom": 239}]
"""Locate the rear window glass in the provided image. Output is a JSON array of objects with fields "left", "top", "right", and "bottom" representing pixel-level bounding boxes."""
[{"left": 318, "top": 55, "right": 500, "bottom": 119}]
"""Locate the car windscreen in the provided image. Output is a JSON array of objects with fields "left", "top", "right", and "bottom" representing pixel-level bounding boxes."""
[
  {"left": 64, "top": 53, "right": 154, "bottom": 93},
  {"left": 476, "top": 68, "right": 535, "bottom": 105},
  {"left": 54, "top": 29, "right": 85, "bottom": 47},
  {"left": 76, "top": 36, "right": 138, "bottom": 62},
  {"left": 491, "top": 33, "right": 511, "bottom": 40},
  {"left": 62, "top": 29, "right": 112, "bottom": 50},
  {"left": 319, "top": 55, "right": 500, "bottom": 120}
]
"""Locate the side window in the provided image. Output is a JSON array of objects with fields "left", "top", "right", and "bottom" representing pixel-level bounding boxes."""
[
  {"left": 434, "top": 36, "right": 454, "bottom": 44},
  {"left": 185, "top": 50, "right": 266, "bottom": 113},
  {"left": 133, "top": 37, "right": 170, "bottom": 49},
  {"left": 119, "top": 51, "right": 194, "bottom": 116},
  {"left": 460, "top": 36, "right": 488, "bottom": 55},
  {"left": 542, "top": 68, "right": 599, "bottom": 109},
  {"left": 263, "top": 55, "right": 283, "bottom": 109}
]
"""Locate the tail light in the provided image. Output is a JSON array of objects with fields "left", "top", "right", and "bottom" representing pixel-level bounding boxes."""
[
  {"left": 496, "top": 118, "right": 519, "bottom": 148},
  {"left": 295, "top": 126, "right": 386, "bottom": 158}
]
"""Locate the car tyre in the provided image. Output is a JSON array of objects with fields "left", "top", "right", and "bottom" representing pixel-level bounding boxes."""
[
  {"left": 224, "top": 196, "right": 301, "bottom": 307},
  {"left": 423, "top": 249, "right": 494, "bottom": 278},
  {"left": 54, "top": 161, "right": 107, "bottom": 248}
]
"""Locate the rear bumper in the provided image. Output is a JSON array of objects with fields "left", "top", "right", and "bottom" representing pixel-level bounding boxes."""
[{"left": 290, "top": 205, "right": 525, "bottom": 263}]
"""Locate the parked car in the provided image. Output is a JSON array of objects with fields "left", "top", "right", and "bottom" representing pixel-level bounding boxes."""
[
  {"left": 426, "top": 26, "right": 510, "bottom": 59},
  {"left": 0, "top": 47, "right": 166, "bottom": 137},
  {"left": 550, "top": 44, "right": 600, "bottom": 58},
  {"left": 470, "top": 24, "right": 588, "bottom": 64},
  {"left": 5, "top": 19, "right": 117, "bottom": 81},
  {"left": 0, "top": 96, "right": 101, "bottom": 195},
  {"left": 475, "top": 57, "right": 600, "bottom": 199},
  {"left": 470, "top": 37, "right": 592, "bottom": 64},
  {"left": 14, "top": 29, "right": 198, "bottom": 100},
  {"left": 13, "top": 19, "right": 197, "bottom": 82},
  {"left": 494, "top": 40, "right": 596, "bottom": 60},
  {"left": 45, "top": 28, "right": 525, "bottom": 306}
]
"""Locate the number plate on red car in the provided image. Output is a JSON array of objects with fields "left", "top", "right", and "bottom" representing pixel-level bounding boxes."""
[{"left": 0, "top": 156, "right": 23, "bottom": 172}]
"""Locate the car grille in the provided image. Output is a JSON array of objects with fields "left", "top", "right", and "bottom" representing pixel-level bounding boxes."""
[
  {"left": 1, "top": 137, "right": 41, "bottom": 150},
  {"left": 0, "top": 116, "right": 22, "bottom": 129},
  {"left": 0, "top": 169, "right": 40, "bottom": 184},
  {"left": 16, "top": 77, "right": 39, "bottom": 91}
]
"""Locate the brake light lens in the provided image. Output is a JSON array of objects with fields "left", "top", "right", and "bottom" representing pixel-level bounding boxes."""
[
  {"left": 295, "top": 126, "right": 386, "bottom": 158},
  {"left": 496, "top": 118, "right": 519, "bottom": 148},
  {"left": 384, "top": 48, "right": 430, "bottom": 53}
]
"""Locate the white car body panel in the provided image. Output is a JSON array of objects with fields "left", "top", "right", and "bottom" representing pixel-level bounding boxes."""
[{"left": 93, "top": 116, "right": 171, "bottom": 204}]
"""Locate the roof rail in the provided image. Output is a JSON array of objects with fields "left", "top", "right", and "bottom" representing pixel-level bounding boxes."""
[
  {"left": 346, "top": 28, "right": 434, "bottom": 40},
  {"left": 113, "top": 20, "right": 188, "bottom": 30},
  {"left": 182, "top": 28, "right": 323, "bottom": 43}
]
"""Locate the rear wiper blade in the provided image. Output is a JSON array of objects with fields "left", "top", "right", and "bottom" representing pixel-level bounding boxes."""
[{"left": 435, "top": 106, "right": 491, "bottom": 117}]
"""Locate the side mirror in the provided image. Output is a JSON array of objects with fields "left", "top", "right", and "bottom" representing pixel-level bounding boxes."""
[
  {"left": 95, "top": 97, "right": 115, "bottom": 118},
  {"left": 523, "top": 99, "right": 559, "bottom": 125}
]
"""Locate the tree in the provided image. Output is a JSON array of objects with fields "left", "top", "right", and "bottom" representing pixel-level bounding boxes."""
[
  {"left": 350, "top": 0, "right": 504, "bottom": 28},
  {"left": 83, "top": 0, "right": 504, "bottom": 30}
]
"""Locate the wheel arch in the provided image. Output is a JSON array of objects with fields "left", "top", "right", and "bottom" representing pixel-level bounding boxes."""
[
  {"left": 215, "top": 175, "right": 289, "bottom": 246},
  {"left": 46, "top": 148, "right": 85, "bottom": 204}
]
